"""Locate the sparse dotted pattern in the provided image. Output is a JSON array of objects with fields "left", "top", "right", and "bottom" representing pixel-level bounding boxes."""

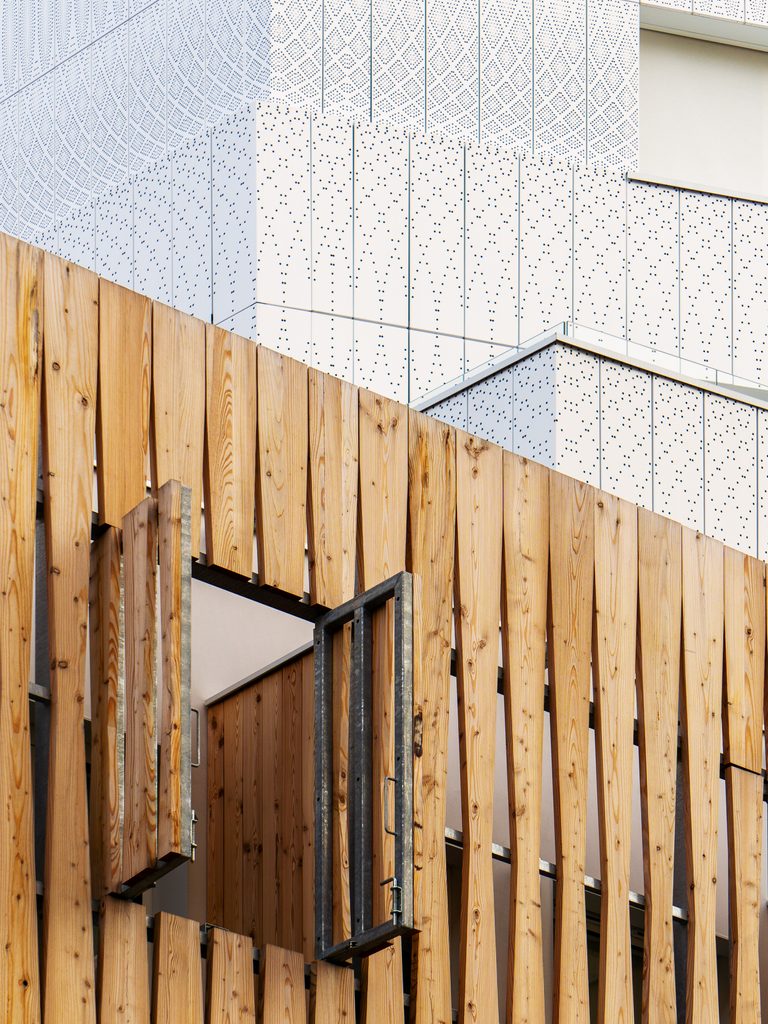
[
  {"left": 704, "top": 392, "right": 756, "bottom": 551},
  {"left": 599, "top": 358, "right": 652, "bottom": 507}
]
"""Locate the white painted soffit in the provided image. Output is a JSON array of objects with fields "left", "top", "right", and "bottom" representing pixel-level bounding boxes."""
[{"left": 641, "top": 1, "right": 768, "bottom": 52}]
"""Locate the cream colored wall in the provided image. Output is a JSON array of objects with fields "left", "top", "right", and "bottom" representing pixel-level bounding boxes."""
[{"left": 639, "top": 28, "right": 768, "bottom": 198}]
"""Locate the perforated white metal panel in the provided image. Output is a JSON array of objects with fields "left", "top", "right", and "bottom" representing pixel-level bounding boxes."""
[
  {"left": 18, "top": 0, "right": 56, "bottom": 87},
  {"left": 480, "top": 0, "right": 532, "bottom": 151},
  {"left": 269, "top": 0, "right": 322, "bottom": 109},
  {"left": 18, "top": 76, "right": 54, "bottom": 233},
  {"left": 409, "top": 134, "right": 464, "bottom": 336},
  {"left": 693, "top": 0, "right": 743, "bottom": 18},
  {"left": 311, "top": 112, "right": 353, "bottom": 318},
  {"left": 92, "top": 23, "right": 129, "bottom": 194},
  {"left": 512, "top": 346, "right": 556, "bottom": 466},
  {"left": 311, "top": 312, "right": 354, "bottom": 382},
  {"left": 519, "top": 156, "right": 572, "bottom": 343},
  {"left": 465, "top": 338, "right": 512, "bottom": 375},
  {"left": 206, "top": 0, "right": 244, "bottom": 125},
  {"left": 652, "top": 377, "right": 703, "bottom": 530},
  {"left": 680, "top": 190, "right": 731, "bottom": 372},
  {"left": 95, "top": 178, "right": 134, "bottom": 288},
  {"left": 372, "top": 0, "right": 424, "bottom": 129},
  {"left": 426, "top": 391, "right": 468, "bottom": 432},
  {"left": 733, "top": 199, "right": 768, "bottom": 385},
  {"left": 574, "top": 163, "right": 625, "bottom": 345},
  {"left": 172, "top": 130, "right": 211, "bottom": 320},
  {"left": 426, "top": 0, "right": 478, "bottom": 139},
  {"left": 554, "top": 346, "right": 599, "bottom": 485},
  {"left": 134, "top": 153, "right": 172, "bottom": 304},
  {"left": 245, "top": 0, "right": 270, "bottom": 102},
  {"left": 627, "top": 181, "right": 678, "bottom": 356},
  {"left": 256, "top": 303, "right": 311, "bottom": 363},
  {"left": 0, "top": 98, "right": 16, "bottom": 234},
  {"left": 587, "top": 0, "right": 638, "bottom": 168},
  {"left": 217, "top": 300, "right": 257, "bottom": 340},
  {"left": 534, "top": 0, "right": 586, "bottom": 160},
  {"left": 56, "top": 206, "right": 96, "bottom": 270},
  {"left": 409, "top": 329, "right": 464, "bottom": 402},
  {"left": 167, "top": 0, "right": 206, "bottom": 150},
  {"left": 747, "top": 0, "right": 768, "bottom": 22},
  {"left": 704, "top": 394, "right": 756, "bottom": 552},
  {"left": 465, "top": 143, "right": 518, "bottom": 346},
  {"left": 323, "top": 0, "right": 370, "bottom": 117},
  {"left": 54, "top": 48, "right": 91, "bottom": 219},
  {"left": 599, "top": 358, "right": 651, "bottom": 507},
  {"left": 0, "top": 3, "right": 18, "bottom": 97},
  {"left": 354, "top": 320, "right": 408, "bottom": 401},
  {"left": 93, "top": 0, "right": 124, "bottom": 40},
  {"left": 468, "top": 366, "right": 514, "bottom": 450},
  {"left": 129, "top": 3, "right": 166, "bottom": 173},
  {"left": 758, "top": 409, "right": 768, "bottom": 560}
]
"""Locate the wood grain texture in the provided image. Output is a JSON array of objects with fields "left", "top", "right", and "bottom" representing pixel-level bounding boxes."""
[
  {"left": 307, "top": 368, "right": 358, "bottom": 608},
  {"left": 454, "top": 430, "right": 503, "bottom": 1024},
  {"left": 301, "top": 653, "right": 316, "bottom": 963},
  {"left": 259, "top": 946, "right": 306, "bottom": 1024},
  {"left": 152, "top": 913, "right": 204, "bottom": 1024},
  {"left": 96, "top": 278, "right": 151, "bottom": 526},
  {"left": 261, "top": 671, "right": 281, "bottom": 947},
  {"left": 0, "top": 236, "right": 42, "bottom": 1024},
  {"left": 151, "top": 301, "right": 205, "bottom": 558},
  {"left": 122, "top": 496, "right": 158, "bottom": 882},
  {"left": 310, "top": 961, "right": 355, "bottom": 1024},
  {"left": 242, "top": 683, "right": 263, "bottom": 945},
  {"left": 725, "top": 766, "right": 763, "bottom": 1024},
  {"left": 680, "top": 528, "right": 723, "bottom": 1024},
  {"left": 203, "top": 327, "right": 257, "bottom": 578},
  {"left": 331, "top": 627, "right": 352, "bottom": 945},
  {"left": 98, "top": 897, "right": 150, "bottom": 1024},
  {"left": 407, "top": 410, "right": 455, "bottom": 1024},
  {"left": 592, "top": 493, "right": 637, "bottom": 1024},
  {"left": 89, "top": 528, "right": 124, "bottom": 898},
  {"left": 223, "top": 695, "right": 244, "bottom": 933},
  {"left": 41, "top": 253, "right": 98, "bottom": 1024},
  {"left": 547, "top": 471, "right": 594, "bottom": 1024},
  {"left": 207, "top": 704, "right": 225, "bottom": 927},
  {"left": 280, "top": 660, "right": 303, "bottom": 950},
  {"left": 723, "top": 547, "right": 765, "bottom": 773},
  {"left": 205, "top": 928, "right": 256, "bottom": 1024},
  {"left": 500, "top": 453, "right": 548, "bottom": 1024},
  {"left": 256, "top": 346, "right": 308, "bottom": 597},
  {"left": 636, "top": 509, "right": 681, "bottom": 1024}
]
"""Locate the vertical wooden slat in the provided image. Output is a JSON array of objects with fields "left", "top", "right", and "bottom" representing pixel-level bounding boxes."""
[
  {"left": 331, "top": 627, "right": 352, "bottom": 944},
  {"left": 680, "top": 528, "right": 723, "bottom": 1024},
  {"left": 407, "top": 409, "right": 455, "bottom": 1024},
  {"left": 40, "top": 254, "right": 98, "bottom": 1024},
  {"left": 501, "top": 452, "right": 548, "bottom": 1024},
  {"left": 242, "top": 683, "right": 263, "bottom": 945},
  {"left": 223, "top": 695, "right": 244, "bottom": 933},
  {"left": 256, "top": 346, "right": 308, "bottom": 597},
  {"left": 98, "top": 897, "right": 150, "bottom": 1024},
  {"left": 301, "top": 653, "right": 316, "bottom": 964},
  {"left": 723, "top": 547, "right": 765, "bottom": 772},
  {"left": 310, "top": 961, "right": 355, "bottom": 1024},
  {"left": 122, "top": 496, "right": 158, "bottom": 881},
  {"left": 280, "top": 659, "right": 303, "bottom": 950},
  {"left": 96, "top": 278, "right": 151, "bottom": 526},
  {"left": 205, "top": 928, "right": 256, "bottom": 1024},
  {"left": 151, "top": 302, "right": 206, "bottom": 558},
  {"left": 592, "top": 493, "right": 637, "bottom": 1024},
  {"left": 453, "top": 430, "right": 503, "bottom": 1024},
  {"left": 152, "top": 913, "right": 204, "bottom": 1024},
  {"left": 636, "top": 509, "right": 681, "bottom": 1024},
  {"left": 203, "top": 327, "right": 257, "bottom": 578},
  {"left": 261, "top": 672, "right": 281, "bottom": 948},
  {"left": 259, "top": 946, "right": 306, "bottom": 1024},
  {"left": 0, "top": 236, "right": 42, "bottom": 1024},
  {"left": 548, "top": 472, "right": 594, "bottom": 1024},
  {"left": 207, "top": 703, "right": 225, "bottom": 927},
  {"left": 89, "top": 528, "right": 124, "bottom": 898},
  {"left": 357, "top": 389, "right": 408, "bottom": 1021}
]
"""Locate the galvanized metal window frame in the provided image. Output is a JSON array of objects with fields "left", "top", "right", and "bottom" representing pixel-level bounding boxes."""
[{"left": 314, "top": 571, "right": 414, "bottom": 963}]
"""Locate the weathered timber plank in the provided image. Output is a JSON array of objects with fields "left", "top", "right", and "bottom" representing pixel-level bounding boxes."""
[
  {"left": 122, "top": 496, "right": 159, "bottom": 882},
  {"left": 310, "top": 961, "right": 355, "bottom": 1023},
  {"left": 152, "top": 912, "right": 204, "bottom": 1024},
  {"left": 500, "top": 452, "right": 548, "bottom": 1024},
  {"left": 205, "top": 928, "right": 256, "bottom": 1024},
  {"left": 242, "top": 683, "right": 263, "bottom": 945},
  {"left": 725, "top": 766, "right": 763, "bottom": 1024},
  {"left": 453, "top": 430, "right": 503, "bottom": 1024},
  {"left": 301, "top": 653, "right": 316, "bottom": 963},
  {"left": 407, "top": 410, "right": 456, "bottom": 1024},
  {"left": 151, "top": 302, "right": 205, "bottom": 558},
  {"left": 98, "top": 897, "right": 150, "bottom": 1024},
  {"left": 207, "top": 703, "right": 225, "bottom": 927},
  {"left": 548, "top": 471, "right": 594, "bottom": 1024},
  {"left": 40, "top": 253, "right": 98, "bottom": 1024},
  {"left": 593, "top": 492, "right": 637, "bottom": 1024},
  {"left": 256, "top": 346, "right": 308, "bottom": 597},
  {"left": 223, "top": 695, "right": 244, "bottom": 933},
  {"left": 261, "top": 671, "right": 281, "bottom": 947},
  {"left": 96, "top": 279, "right": 151, "bottom": 526},
  {"left": 0, "top": 236, "right": 42, "bottom": 1024},
  {"left": 280, "top": 660, "right": 303, "bottom": 951},
  {"left": 89, "top": 528, "right": 124, "bottom": 898},
  {"left": 203, "top": 327, "right": 257, "bottom": 578},
  {"left": 680, "top": 528, "right": 723, "bottom": 1024},
  {"left": 723, "top": 546, "right": 765, "bottom": 773},
  {"left": 259, "top": 946, "right": 306, "bottom": 1024},
  {"left": 636, "top": 508, "right": 681, "bottom": 1024}
]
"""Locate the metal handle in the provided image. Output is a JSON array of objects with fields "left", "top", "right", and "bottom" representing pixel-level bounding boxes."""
[
  {"left": 383, "top": 775, "right": 397, "bottom": 837},
  {"left": 191, "top": 707, "right": 201, "bottom": 767}
]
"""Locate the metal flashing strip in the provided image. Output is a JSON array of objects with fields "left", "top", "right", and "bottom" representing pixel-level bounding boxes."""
[{"left": 640, "top": 1, "right": 768, "bottom": 57}]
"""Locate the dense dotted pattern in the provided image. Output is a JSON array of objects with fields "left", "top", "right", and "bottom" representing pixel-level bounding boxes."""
[
  {"left": 372, "top": 0, "right": 424, "bottom": 129},
  {"left": 172, "top": 131, "right": 212, "bottom": 321}
]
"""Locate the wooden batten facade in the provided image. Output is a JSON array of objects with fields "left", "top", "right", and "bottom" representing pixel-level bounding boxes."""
[{"left": 1, "top": 231, "right": 767, "bottom": 1022}]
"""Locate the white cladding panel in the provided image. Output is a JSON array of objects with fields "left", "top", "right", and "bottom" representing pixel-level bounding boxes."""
[
  {"left": 758, "top": 409, "right": 768, "bottom": 561},
  {"left": 554, "top": 346, "right": 600, "bottom": 485},
  {"left": 134, "top": 154, "right": 172, "bottom": 305},
  {"left": 428, "top": 391, "right": 469, "bottom": 432},
  {"left": 323, "top": 0, "right": 370, "bottom": 118},
  {"left": 410, "top": 329, "right": 465, "bottom": 402},
  {"left": 354, "top": 320, "right": 409, "bottom": 402},
  {"left": 426, "top": 0, "right": 478, "bottom": 139},
  {"left": 627, "top": 180, "right": 679, "bottom": 356},
  {"left": 587, "top": 0, "right": 638, "bottom": 168},
  {"left": 95, "top": 177, "right": 134, "bottom": 289},
  {"left": 311, "top": 113, "right": 353, "bottom": 319},
  {"left": 18, "top": 74, "right": 54, "bottom": 233},
  {"left": 480, "top": 0, "right": 532, "bottom": 152},
  {"left": 679, "top": 190, "right": 732, "bottom": 372},
  {"left": 468, "top": 366, "right": 515, "bottom": 450},
  {"left": 0, "top": 98, "right": 16, "bottom": 235},
  {"left": 574, "top": 163, "right": 626, "bottom": 345},
  {"left": 167, "top": 0, "right": 206, "bottom": 150},
  {"left": 652, "top": 377, "right": 704, "bottom": 530},
  {"left": 172, "top": 131, "right": 211, "bottom": 320},
  {"left": 534, "top": 0, "right": 587, "bottom": 161},
  {"left": 311, "top": 313, "right": 354, "bottom": 384},
  {"left": 704, "top": 393, "right": 756, "bottom": 551},
  {"left": 372, "top": 0, "right": 424, "bottom": 129},
  {"left": 129, "top": 3, "right": 166, "bottom": 174},
  {"left": 512, "top": 346, "right": 557, "bottom": 466},
  {"left": 56, "top": 206, "right": 96, "bottom": 271},
  {"left": 733, "top": 199, "right": 768, "bottom": 385},
  {"left": 599, "top": 359, "right": 652, "bottom": 507},
  {"left": 55, "top": 47, "right": 91, "bottom": 220},
  {"left": 256, "top": 304, "right": 311, "bottom": 363},
  {"left": 206, "top": 0, "right": 245, "bottom": 126}
]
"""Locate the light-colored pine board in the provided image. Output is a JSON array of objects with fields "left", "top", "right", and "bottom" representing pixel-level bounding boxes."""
[
  {"left": 407, "top": 410, "right": 456, "bottom": 1024},
  {"left": 725, "top": 766, "right": 763, "bottom": 1024},
  {"left": 122, "top": 496, "right": 159, "bottom": 882},
  {"left": 40, "top": 253, "right": 98, "bottom": 1024},
  {"left": 0, "top": 236, "right": 42, "bottom": 1024},
  {"left": 261, "top": 671, "right": 281, "bottom": 948},
  {"left": 96, "top": 278, "right": 151, "bottom": 527},
  {"left": 157, "top": 480, "right": 191, "bottom": 861},
  {"left": 256, "top": 346, "right": 308, "bottom": 597},
  {"left": 151, "top": 302, "right": 206, "bottom": 558},
  {"left": 301, "top": 653, "right": 316, "bottom": 963},
  {"left": 500, "top": 452, "right": 548, "bottom": 1024},
  {"left": 592, "top": 492, "right": 637, "bottom": 1024},
  {"left": 242, "top": 683, "right": 263, "bottom": 945},
  {"left": 331, "top": 626, "right": 351, "bottom": 944},
  {"left": 205, "top": 928, "right": 256, "bottom": 1024},
  {"left": 223, "top": 695, "right": 244, "bottom": 933},
  {"left": 307, "top": 368, "right": 358, "bottom": 608},
  {"left": 723, "top": 546, "right": 765, "bottom": 773},
  {"left": 453, "top": 430, "right": 503, "bottom": 1024},
  {"left": 203, "top": 327, "right": 257, "bottom": 578},
  {"left": 89, "top": 528, "right": 124, "bottom": 898},
  {"left": 680, "top": 527, "right": 723, "bottom": 1024},
  {"left": 152, "top": 912, "right": 204, "bottom": 1024},
  {"left": 206, "top": 704, "right": 225, "bottom": 927},
  {"left": 259, "top": 946, "right": 307, "bottom": 1024},
  {"left": 547, "top": 471, "right": 594, "bottom": 1024},
  {"left": 636, "top": 508, "right": 681, "bottom": 1024},
  {"left": 280, "top": 660, "right": 303, "bottom": 950},
  {"left": 310, "top": 961, "right": 355, "bottom": 1024},
  {"left": 98, "top": 897, "right": 150, "bottom": 1024}
]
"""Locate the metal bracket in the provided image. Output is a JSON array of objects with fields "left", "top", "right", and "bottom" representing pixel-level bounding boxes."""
[{"left": 314, "top": 571, "right": 415, "bottom": 963}]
